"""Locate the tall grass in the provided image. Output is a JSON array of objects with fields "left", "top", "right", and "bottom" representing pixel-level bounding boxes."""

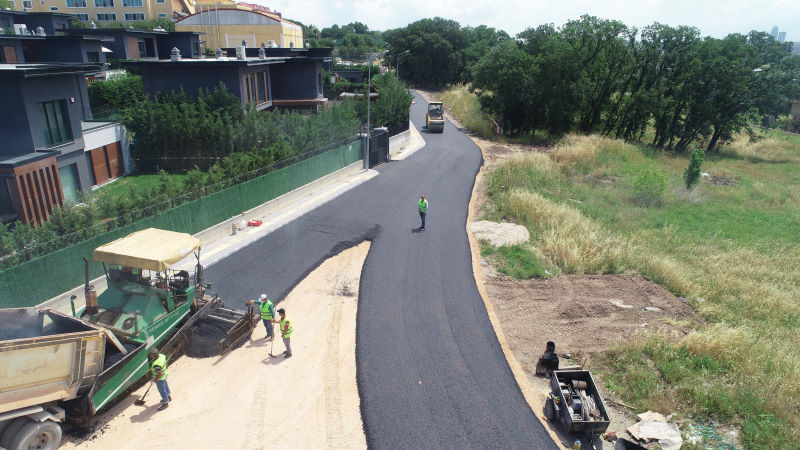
[
  {"left": 489, "top": 132, "right": 800, "bottom": 447},
  {"left": 438, "top": 85, "right": 496, "bottom": 138}
]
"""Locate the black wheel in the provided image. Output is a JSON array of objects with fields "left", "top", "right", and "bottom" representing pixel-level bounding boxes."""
[
  {"left": 0, "top": 418, "right": 30, "bottom": 449},
  {"left": 544, "top": 396, "right": 556, "bottom": 422},
  {"left": 8, "top": 420, "right": 62, "bottom": 450}
]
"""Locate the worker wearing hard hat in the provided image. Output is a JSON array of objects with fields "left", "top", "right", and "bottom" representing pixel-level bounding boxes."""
[
  {"left": 250, "top": 294, "right": 276, "bottom": 341},
  {"left": 148, "top": 348, "right": 171, "bottom": 411}
]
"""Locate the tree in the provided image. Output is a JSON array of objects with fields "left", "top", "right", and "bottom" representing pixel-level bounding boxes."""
[
  {"left": 684, "top": 148, "right": 704, "bottom": 189},
  {"left": 372, "top": 74, "right": 414, "bottom": 134},
  {"left": 471, "top": 39, "right": 539, "bottom": 134},
  {"left": 0, "top": 0, "right": 14, "bottom": 9}
]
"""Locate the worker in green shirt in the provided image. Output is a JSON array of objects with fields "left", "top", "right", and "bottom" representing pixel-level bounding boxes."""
[
  {"left": 418, "top": 194, "right": 429, "bottom": 231},
  {"left": 148, "top": 348, "right": 171, "bottom": 411},
  {"left": 272, "top": 308, "right": 293, "bottom": 358},
  {"left": 250, "top": 294, "right": 275, "bottom": 340}
]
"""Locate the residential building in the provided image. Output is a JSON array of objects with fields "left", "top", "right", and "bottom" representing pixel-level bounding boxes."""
[
  {"left": 0, "top": 10, "right": 75, "bottom": 35},
  {"left": 68, "top": 27, "right": 202, "bottom": 59},
  {"left": 11, "top": 0, "right": 193, "bottom": 23},
  {"left": 0, "top": 63, "right": 130, "bottom": 224},
  {"left": 0, "top": 34, "right": 113, "bottom": 64},
  {"left": 175, "top": 4, "right": 301, "bottom": 52},
  {"left": 792, "top": 42, "right": 800, "bottom": 55},
  {"left": 126, "top": 47, "right": 330, "bottom": 111}
]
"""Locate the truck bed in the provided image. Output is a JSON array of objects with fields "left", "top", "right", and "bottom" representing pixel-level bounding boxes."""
[{"left": 0, "top": 308, "right": 106, "bottom": 414}]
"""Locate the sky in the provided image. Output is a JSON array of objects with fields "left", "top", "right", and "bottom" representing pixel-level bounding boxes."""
[{"left": 256, "top": 0, "right": 798, "bottom": 40}]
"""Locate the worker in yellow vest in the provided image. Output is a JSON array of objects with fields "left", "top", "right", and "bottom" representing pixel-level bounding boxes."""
[
  {"left": 418, "top": 194, "right": 429, "bottom": 231},
  {"left": 148, "top": 348, "right": 171, "bottom": 411},
  {"left": 272, "top": 308, "right": 293, "bottom": 358},
  {"left": 250, "top": 294, "right": 275, "bottom": 340}
]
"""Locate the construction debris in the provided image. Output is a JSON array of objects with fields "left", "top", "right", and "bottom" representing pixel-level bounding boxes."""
[{"left": 626, "top": 410, "right": 683, "bottom": 450}]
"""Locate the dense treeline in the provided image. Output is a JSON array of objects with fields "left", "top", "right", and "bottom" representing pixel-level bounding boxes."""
[
  {"left": 383, "top": 18, "right": 508, "bottom": 88},
  {"left": 386, "top": 15, "right": 800, "bottom": 151}
]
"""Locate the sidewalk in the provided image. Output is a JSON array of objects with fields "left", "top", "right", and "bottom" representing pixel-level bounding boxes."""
[{"left": 40, "top": 123, "right": 426, "bottom": 313}]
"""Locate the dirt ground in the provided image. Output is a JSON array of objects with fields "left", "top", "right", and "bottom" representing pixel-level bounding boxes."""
[{"left": 61, "top": 242, "right": 370, "bottom": 449}]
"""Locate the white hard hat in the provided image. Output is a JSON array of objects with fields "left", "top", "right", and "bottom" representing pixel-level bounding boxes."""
[{"left": 260, "top": 294, "right": 267, "bottom": 300}]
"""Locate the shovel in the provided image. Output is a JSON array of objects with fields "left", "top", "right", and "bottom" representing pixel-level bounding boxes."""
[{"left": 134, "top": 381, "right": 153, "bottom": 406}]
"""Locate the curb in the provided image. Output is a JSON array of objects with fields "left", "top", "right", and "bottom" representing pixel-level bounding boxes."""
[{"left": 465, "top": 139, "right": 567, "bottom": 449}]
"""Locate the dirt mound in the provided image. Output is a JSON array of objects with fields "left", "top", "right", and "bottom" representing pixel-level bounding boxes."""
[{"left": 484, "top": 272, "right": 696, "bottom": 360}]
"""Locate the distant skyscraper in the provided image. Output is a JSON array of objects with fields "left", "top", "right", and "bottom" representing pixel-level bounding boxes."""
[
  {"left": 771, "top": 26, "right": 779, "bottom": 38},
  {"left": 778, "top": 31, "right": 786, "bottom": 42},
  {"left": 793, "top": 42, "right": 800, "bottom": 55}
]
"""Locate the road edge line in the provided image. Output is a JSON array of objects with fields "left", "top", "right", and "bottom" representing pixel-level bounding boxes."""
[{"left": 465, "top": 138, "right": 567, "bottom": 450}]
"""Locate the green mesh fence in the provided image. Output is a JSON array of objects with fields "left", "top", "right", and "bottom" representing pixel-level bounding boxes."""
[{"left": 0, "top": 141, "right": 362, "bottom": 308}]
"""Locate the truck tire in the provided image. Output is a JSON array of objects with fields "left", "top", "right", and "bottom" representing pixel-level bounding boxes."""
[
  {"left": 8, "top": 420, "right": 62, "bottom": 450},
  {"left": 0, "top": 417, "right": 31, "bottom": 448},
  {"left": 544, "top": 396, "right": 556, "bottom": 422}
]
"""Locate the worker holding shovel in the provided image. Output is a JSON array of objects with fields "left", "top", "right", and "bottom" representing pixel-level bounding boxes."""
[
  {"left": 148, "top": 348, "right": 171, "bottom": 410},
  {"left": 272, "top": 308, "right": 293, "bottom": 358}
]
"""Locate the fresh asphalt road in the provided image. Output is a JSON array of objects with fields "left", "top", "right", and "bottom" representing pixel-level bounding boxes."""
[{"left": 205, "top": 91, "right": 558, "bottom": 449}]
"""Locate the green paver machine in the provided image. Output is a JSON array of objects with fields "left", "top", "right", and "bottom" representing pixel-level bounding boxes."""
[{"left": 0, "top": 228, "right": 259, "bottom": 450}]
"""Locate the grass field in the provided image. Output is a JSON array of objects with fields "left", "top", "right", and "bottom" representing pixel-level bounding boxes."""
[
  {"left": 446, "top": 85, "right": 800, "bottom": 447},
  {"left": 94, "top": 172, "right": 189, "bottom": 199}
]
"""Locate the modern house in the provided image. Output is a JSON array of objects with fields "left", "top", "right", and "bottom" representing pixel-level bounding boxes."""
[
  {"left": 0, "top": 34, "right": 113, "bottom": 64},
  {"left": 127, "top": 47, "right": 331, "bottom": 111},
  {"left": 175, "top": 4, "right": 302, "bottom": 52},
  {"left": 0, "top": 10, "right": 75, "bottom": 35},
  {"left": 0, "top": 63, "right": 130, "bottom": 224},
  {"left": 68, "top": 28, "right": 202, "bottom": 60}
]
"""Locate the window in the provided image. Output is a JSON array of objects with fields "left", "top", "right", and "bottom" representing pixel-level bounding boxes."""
[
  {"left": 66, "top": 0, "right": 87, "bottom": 6},
  {"left": 40, "top": 100, "right": 73, "bottom": 147},
  {"left": 76, "top": 13, "right": 89, "bottom": 21},
  {"left": 96, "top": 13, "right": 116, "bottom": 20},
  {"left": 124, "top": 13, "right": 145, "bottom": 21},
  {"left": 86, "top": 51, "right": 99, "bottom": 62},
  {"left": 2, "top": 46, "right": 18, "bottom": 63},
  {"left": 59, "top": 164, "right": 80, "bottom": 203},
  {"left": 243, "top": 71, "right": 268, "bottom": 107},
  {"left": 318, "top": 72, "right": 322, "bottom": 96},
  {"left": 122, "top": 0, "right": 142, "bottom": 6},
  {"left": 157, "top": 13, "right": 167, "bottom": 17},
  {"left": 50, "top": 5, "right": 58, "bottom": 9},
  {"left": 22, "top": 0, "right": 32, "bottom": 8},
  {"left": 156, "top": 0, "right": 165, "bottom": 3},
  {"left": 192, "top": 40, "right": 199, "bottom": 56},
  {"left": 94, "top": 0, "right": 114, "bottom": 7}
]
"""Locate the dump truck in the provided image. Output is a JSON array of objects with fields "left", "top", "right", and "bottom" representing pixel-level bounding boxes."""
[
  {"left": 426, "top": 102, "right": 445, "bottom": 133},
  {"left": 0, "top": 228, "right": 258, "bottom": 450}
]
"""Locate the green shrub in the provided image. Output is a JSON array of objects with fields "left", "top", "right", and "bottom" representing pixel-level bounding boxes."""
[
  {"left": 684, "top": 148, "right": 704, "bottom": 189},
  {"left": 632, "top": 168, "right": 667, "bottom": 206}
]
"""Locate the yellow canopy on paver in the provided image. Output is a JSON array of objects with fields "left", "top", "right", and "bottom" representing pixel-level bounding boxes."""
[{"left": 93, "top": 228, "right": 201, "bottom": 272}]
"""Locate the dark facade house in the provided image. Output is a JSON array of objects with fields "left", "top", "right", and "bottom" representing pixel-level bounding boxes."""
[
  {"left": 128, "top": 47, "right": 330, "bottom": 111},
  {"left": 0, "top": 35, "right": 112, "bottom": 64},
  {"left": 332, "top": 70, "right": 364, "bottom": 83},
  {"left": 0, "top": 63, "right": 130, "bottom": 224},
  {"left": 68, "top": 28, "right": 202, "bottom": 60},
  {"left": 0, "top": 11, "right": 76, "bottom": 36}
]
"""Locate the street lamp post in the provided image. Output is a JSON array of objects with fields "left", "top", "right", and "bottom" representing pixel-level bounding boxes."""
[{"left": 396, "top": 50, "right": 410, "bottom": 79}]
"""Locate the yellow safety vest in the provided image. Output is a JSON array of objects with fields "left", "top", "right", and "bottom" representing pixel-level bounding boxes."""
[
  {"left": 151, "top": 353, "right": 167, "bottom": 380},
  {"left": 259, "top": 300, "right": 274, "bottom": 320},
  {"left": 280, "top": 318, "right": 293, "bottom": 338},
  {"left": 419, "top": 200, "right": 428, "bottom": 213}
]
